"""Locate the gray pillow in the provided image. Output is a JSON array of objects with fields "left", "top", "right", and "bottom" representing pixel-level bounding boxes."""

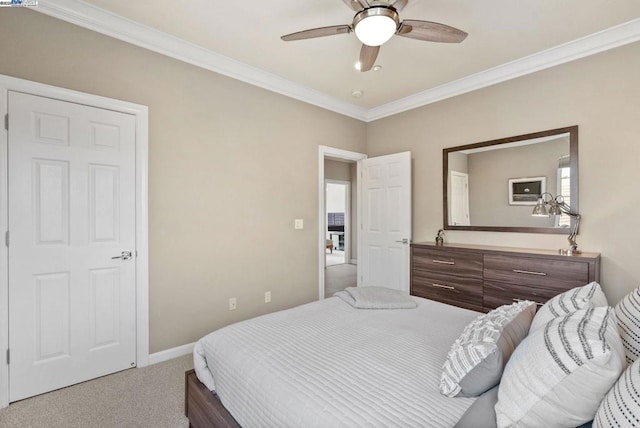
[
  {"left": 454, "top": 384, "right": 498, "bottom": 428},
  {"left": 440, "top": 301, "right": 536, "bottom": 397}
]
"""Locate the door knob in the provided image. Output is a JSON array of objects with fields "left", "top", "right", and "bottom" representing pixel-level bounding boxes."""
[
  {"left": 395, "top": 238, "right": 409, "bottom": 244},
  {"left": 112, "top": 251, "right": 133, "bottom": 260}
]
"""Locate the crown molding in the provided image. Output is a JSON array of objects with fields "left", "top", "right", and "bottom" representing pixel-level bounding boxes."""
[
  {"left": 35, "top": 0, "right": 369, "bottom": 121},
  {"left": 34, "top": 1, "right": 640, "bottom": 123},
  {"left": 366, "top": 18, "right": 640, "bottom": 121}
]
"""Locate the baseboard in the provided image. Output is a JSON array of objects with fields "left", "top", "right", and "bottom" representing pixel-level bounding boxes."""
[
  {"left": 148, "top": 342, "right": 195, "bottom": 365},
  {"left": 350, "top": 259, "right": 357, "bottom": 265}
]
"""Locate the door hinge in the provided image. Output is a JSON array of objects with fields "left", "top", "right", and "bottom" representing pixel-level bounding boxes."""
[
  {"left": 3, "top": 114, "right": 7, "bottom": 131},
  {"left": 6, "top": 349, "right": 9, "bottom": 365},
  {"left": 5, "top": 231, "right": 8, "bottom": 247}
]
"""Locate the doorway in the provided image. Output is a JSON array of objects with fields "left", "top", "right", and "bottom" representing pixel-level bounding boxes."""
[
  {"left": 325, "top": 180, "right": 349, "bottom": 267},
  {"left": 318, "top": 146, "right": 366, "bottom": 300}
]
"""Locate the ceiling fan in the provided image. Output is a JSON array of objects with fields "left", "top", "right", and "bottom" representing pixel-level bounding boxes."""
[
  {"left": 281, "top": 0, "right": 468, "bottom": 71},
  {"left": 281, "top": 0, "right": 468, "bottom": 72}
]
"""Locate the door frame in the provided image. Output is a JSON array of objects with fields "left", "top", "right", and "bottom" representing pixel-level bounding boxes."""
[
  {"left": 0, "top": 74, "right": 149, "bottom": 408},
  {"left": 449, "top": 170, "right": 470, "bottom": 226},
  {"left": 318, "top": 146, "right": 366, "bottom": 300},
  {"left": 325, "top": 179, "right": 351, "bottom": 266}
]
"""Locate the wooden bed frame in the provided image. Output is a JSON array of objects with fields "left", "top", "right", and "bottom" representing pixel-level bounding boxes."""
[{"left": 185, "top": 369, "right": 240, "bottom": 428}]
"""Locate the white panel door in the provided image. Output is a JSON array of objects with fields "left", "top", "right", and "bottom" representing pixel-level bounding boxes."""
[
  {"left": 359, "top": 152, "right": 411, "bottom": 292},
  {"left": 450, "top": 171, "right": 470, "bottom": 226},
  {"left": 8, "top": 91, "right": 137, "bottom": 401}
]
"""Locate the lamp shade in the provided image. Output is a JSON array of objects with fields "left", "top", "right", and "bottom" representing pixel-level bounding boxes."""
[
  {"left": 548, "top": 203, "right": 562, "bottom": 216},
  {"left": 531, "top": 198, "right": 549, "bottom": 217},
  {"left": 353, "top": 7, "right": 399, "bottom": 47}
]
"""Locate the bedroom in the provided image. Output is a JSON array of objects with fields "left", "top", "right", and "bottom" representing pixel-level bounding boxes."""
[{"left": 0, "top": 0, "right": 639, "bottom": 427}]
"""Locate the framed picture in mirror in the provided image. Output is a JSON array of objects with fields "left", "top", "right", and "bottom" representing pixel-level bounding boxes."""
[{"left": 508, "top": 177, "right": 546, "bottom": 205}]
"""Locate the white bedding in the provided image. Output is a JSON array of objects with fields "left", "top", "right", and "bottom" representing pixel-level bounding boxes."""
[{"left": 194, "top": 296, "right": 480, "bottom": 428}]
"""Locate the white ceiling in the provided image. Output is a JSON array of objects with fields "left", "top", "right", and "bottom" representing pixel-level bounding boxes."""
[{"left": 39, "top": 0, "right": 640, "bottom": 118}]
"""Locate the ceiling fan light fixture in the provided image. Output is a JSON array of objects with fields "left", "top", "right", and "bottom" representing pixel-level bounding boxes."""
[{"left": 353, "top": 7, "right": 399, "bottom": 47}]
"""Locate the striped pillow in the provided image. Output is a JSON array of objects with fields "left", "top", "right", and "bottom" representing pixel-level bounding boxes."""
[
  {"left": 440, "top": 300, "right": 536, "bottom": 398},
  {"left": 615, "top": 287, "right": 640, "bottom": 364},
  {"left": 495, "top": 307, "right": 626, "bottom": 428},
  {"left": 529, "top": 281, "right": 608, "bottom": 332},
  {"left": 593, "top": 358, "right": 640, "bottom": 428}
]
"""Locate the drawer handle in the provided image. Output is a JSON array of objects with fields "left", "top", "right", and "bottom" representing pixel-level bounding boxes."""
[
  {"left": 513, "top": 298, "right": 544, "bottom": 307},
  {"left": 512, "top": 269, "right": 547, "bottom": 276},
  {"left": 432, "top": 260, "right": 455, "bottom": 265},
  {"left": 431, "top": 283, "right": 455, "bottom": 290}
]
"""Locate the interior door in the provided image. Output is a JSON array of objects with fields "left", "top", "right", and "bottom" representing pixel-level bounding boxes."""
[
  {"left": 450, "top": 171, "right": 470, "bottom": 226},
  {"left": 8, "top": 91, "right": 137, "bottom": 401},
  {"left": 359, "top": 152, "right": 411, "bottom": 292}
]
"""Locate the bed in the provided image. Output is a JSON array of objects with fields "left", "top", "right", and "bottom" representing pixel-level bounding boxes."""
[{"left": 187, "top": 295, "right": 481, "bottom": 428}]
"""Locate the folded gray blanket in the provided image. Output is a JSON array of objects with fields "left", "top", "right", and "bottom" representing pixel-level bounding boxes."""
[{"left": 334, "top": 286, "right": 417, "bottom": 309}]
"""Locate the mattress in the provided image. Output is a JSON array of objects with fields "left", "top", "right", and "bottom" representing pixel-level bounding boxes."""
[{"left": 194, "top": 296, "right": 480, "bottom": 428}]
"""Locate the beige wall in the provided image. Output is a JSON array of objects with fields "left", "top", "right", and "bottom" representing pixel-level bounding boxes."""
[
  {"left": 324, "top": 159, "right": 352, "bottom": 182},
  {"left": 367, "top": 42, "right": 640, "bottom": 304},
  {"left": 0, "top": 10, "right": 366, "bottom": 353}
]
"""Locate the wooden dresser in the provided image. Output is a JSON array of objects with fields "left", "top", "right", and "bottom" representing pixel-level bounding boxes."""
[{"left": 410, "top": 243, "right": 600, "bottom": 312}]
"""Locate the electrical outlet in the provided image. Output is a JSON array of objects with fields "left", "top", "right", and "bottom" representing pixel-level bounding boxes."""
[
  {"left": 228, "top": 297, "right": 237, "bottom": 311},
  {"left": 294, "top": 219, "right": 304, "bottom": 229},
  {"left": 265, "top": 291, "right": 271, "bottom": 303}
]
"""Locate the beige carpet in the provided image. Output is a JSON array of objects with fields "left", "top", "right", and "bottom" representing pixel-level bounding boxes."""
[
  {"left": 0, "top": 355, "right": 193, "bottom": 428},
  {"left": 325, "top": 263, "right": 357, "bottom": 298}
]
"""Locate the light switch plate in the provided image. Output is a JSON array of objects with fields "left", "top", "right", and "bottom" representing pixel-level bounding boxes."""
[{"left": 294, "top": 219, "right": 304, "bottom": 229}]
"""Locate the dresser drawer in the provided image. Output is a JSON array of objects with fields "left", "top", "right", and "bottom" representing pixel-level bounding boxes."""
[
  {"left": 483, "top": 280, "right": 564, "bottom": 310},
  {"left": 412, "top": 272, "right": 483, "bottom": 312},
  {"left": 483, "top": 254, "right": 590, "bottom": 289},
  {"left": 412, "top": 247, "right": 483, "bottom": 279}
]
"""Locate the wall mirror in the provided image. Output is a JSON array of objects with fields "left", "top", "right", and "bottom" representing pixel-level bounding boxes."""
[{"left": 443, "top": 126, "right": 578, "bottom": 234}]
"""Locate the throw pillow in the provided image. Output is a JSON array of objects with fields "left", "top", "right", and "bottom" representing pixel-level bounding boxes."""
[
  {"left": 593, "top": 357, "right": 640, "bottom": 428},
  {"left": 529, "top": 281, "right": 608, "bottom": 333},
  {"left": 495, "top": 307, "right": 626, "bottom": 428},
  {"left": 440, "top": 300, "right": 536, "bottom": 398},
  {"left": 615, "top": 287, "right": 640, "bottom": 364}
]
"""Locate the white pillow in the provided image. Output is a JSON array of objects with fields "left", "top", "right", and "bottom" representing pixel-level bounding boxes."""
[
  {"left": 440, "top": 300, "right": 536, "bottom": 398},
  {"left": 593, "top": 357, "right": 640, "bottom": 428},
  {"left": 615, "top": 287, "right": 640, "bottom": 364},
  {"left": 529, "top": 281, "right": 608, "bottom": 332},
  {"left": 495, "top": 307, "right": 626, "bottom": 428}
]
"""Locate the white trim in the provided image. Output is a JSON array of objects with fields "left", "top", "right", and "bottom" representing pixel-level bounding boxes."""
[
  {"left": 318, "top": 146, "right": 366, "bottom": 301},
  {"left": 367, "top": 18, "right": 640, "bottom": 121},
  {"left": 148, "top": 342, "right": 195, "bottom": 366},
  {"left": 0, "top": 74, "right": 149, "bottom": 408},
  {"left": 35, "top": 0, "right": 368, "bottom": 122},
  {"left": 325, "top": 179, "right": 351, "bottom": 265},
  {"left": 32, "top": 1, "right": 640, "bottom": 122}
]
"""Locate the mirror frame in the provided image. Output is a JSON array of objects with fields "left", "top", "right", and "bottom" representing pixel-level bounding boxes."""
[{"left": 443, "top": 126, "right": 579, "bottom": 234}]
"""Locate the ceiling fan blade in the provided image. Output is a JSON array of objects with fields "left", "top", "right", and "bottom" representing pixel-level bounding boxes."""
[
  {"left": 390, "top": 0, "right": 408, "bottom": 11},
  {"left": 397, "top": 20, "right": 468, "bottom": 43},
  {"left": 356, "top": 0, "right": 371, "bottom": 9},
  {"left": 281, "top": 25, "right": 351, "bottom": 41},
  {"left": 341, "top": 0, "right": 365, "bottom": 11},
  {"left": 359, "top": 44, "right": 380, "bottom": 72}
]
